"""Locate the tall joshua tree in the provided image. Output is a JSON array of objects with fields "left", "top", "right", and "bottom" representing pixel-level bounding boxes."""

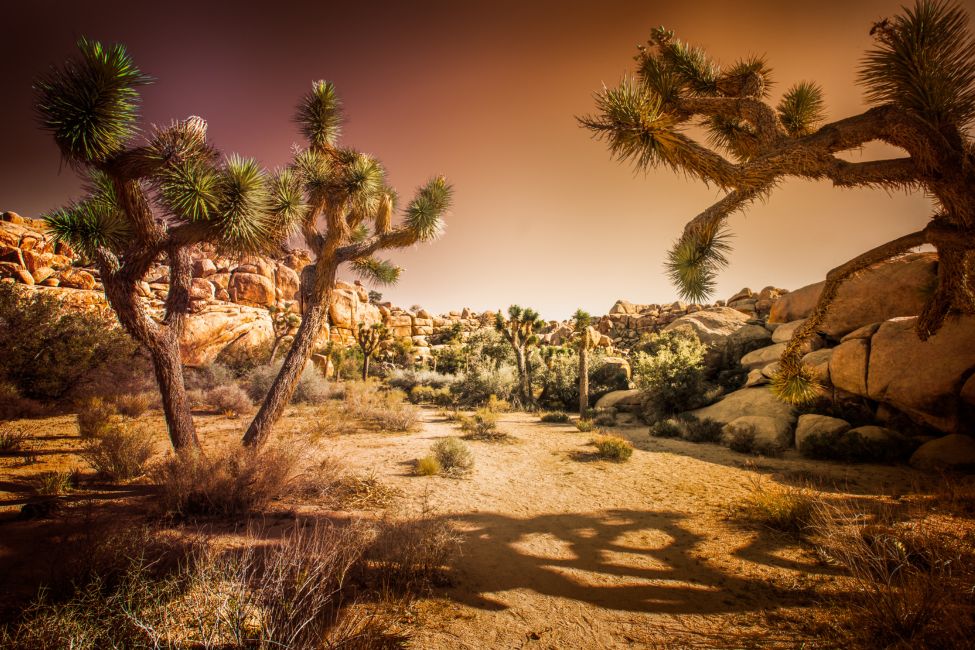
[
  {"left": 495, "top": 305, "right": 545, "bottom": 406},
  {"left": 243, "top": 82, "right": 453, "bottom": 447},
  {"left": 36, "top": 39, "right": 298, "bottom": 451},
  {"left": 570, "top": 309, "right": 596, "bottom": 417},
  {"left": 354, "top": 322, "right": 390, "bottom": 381},
  {"left": 581, "top": 0, "right": 975, "bottom": 403}
]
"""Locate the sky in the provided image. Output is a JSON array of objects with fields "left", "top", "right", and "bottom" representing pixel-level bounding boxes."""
[{"left": 2, "top": 0, "right": 971, "bottom": 319}]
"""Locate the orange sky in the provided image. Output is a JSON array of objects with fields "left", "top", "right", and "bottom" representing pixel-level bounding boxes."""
[{"left": 3, "top": 0, "right": 972, "bottom": 319}]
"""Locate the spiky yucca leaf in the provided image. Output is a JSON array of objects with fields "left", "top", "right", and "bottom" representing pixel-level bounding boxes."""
[
  {"left": 351, "top": 257, "right": 401, "bottom": 286},
  {"left": 158, "top": 159, "right": 221, "bottom": 222},
  {"left": 665, "top": 221, "right": 733, "bottom": 302},
  {"left": 860, "top": 0, "right": 975, "bottom": 129},
  {"left": 214, "top": 155, "right": 274, "bottom": 255},
  {"left": 772, "top": 359, "right": 823, "bottom": 405},
  {"left": 705, "top": 115, "right": 758, "bottom": 160},
  {"left": 267, "top": 168, "right": 306, "bottom": 235},
  {"left": 293, "top": 148, "right": 332, "bottom": 194},
  {"left": 720, "top": 55, "right": 774, "bottom": 97},
  {"left": 660, "top": 39, "right": 719, "bottom": 94},
  {"left": 295, "top": 80, "right": 342, "bottom": 150},
  {"left": 340, "top": 153, "right": 385, "bottom": 211},
  {"left": 777, "top": 82, "right": 826, "bottom": 137},
  {"left": 579, "top": 78, "right": 684, "bottom": 171},
  {"left": 405, "top": 176, "right": 452, "bottom": 242},
  {"left": 35, "top": 38, "right": 149, "bottom": 164},
  {"left": 148, "top": 116, "right": 213, "bottom": 166},
  {"left": 572, "top": 308, "right": 592, "bottom": 332},
  {"left": 637, "top": 55, "right": 683, "bottom": 105},
  {"left": 45, "top": 199, "right": 131, "bottom": 259}
]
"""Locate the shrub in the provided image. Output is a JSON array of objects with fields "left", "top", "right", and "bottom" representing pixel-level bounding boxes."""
[
  {"left": 431, "top": 437, "right": 473, "bottom": 475},
  {"left": 34, "top": 470, "right": 76, "bottom": 496},
  {"left": 82, "top": 425, "right": 155, "bottom": 480},
  {"left": 408, "top": 385, "right": 452, "bottom": 405},
  {"left": 76, "top": 397, "right": 117, "bottom": 438},
  {"left": 366, "top": 516, "right": 460, "bottom": 593},
  {"left": 592, "top": 434, "right": 633, "bottom": 461},
  {"left": 726, "top": 426, "right": 783, "bottom": 457},
  {"left": 575, "top": 419, "right": 596, "bottom": 432},
  {"left": 537, "top": 348, "right": 627, "bottom": 411},
  {"left": 738, "top": 479, "right": 815, "bottom": 535},
  {"left": 799, "top": 428, "right": 914, "bottom": 463},
  {"left": 450, "top": 362, "right": 518, "bottom": 407},
  {"left": 484, "top": 394, "right": 510, "bottom": 413},
  {"left": 245, "top": 361, "right": 332, "bottom": 404},
  {"left": 204, "top": 384, "right": 253, "bottom": 416},
  {"left": 540, "top": 411, "right": 570, "bottom": 423},
  {"left": 296, "top": 458, "right": 399, "bottom": 509},
  {"left": 213, "top": 338, "right": 274, "bottom": 378},
  {"left": 681, "top": 415, "right": 723, "bottom": 443},
  {"left": 344, "top": 383, "right": 419, "bottom": 432},
  {"left": 414, "top": 455, "right": 442, "bottom": 476},
  {"left": 649, "top": 419, "right": 682, "bottom": 438},
  {"left": 593, "top": 408, "right": 616, "bottom": 427},
  {"left": 113, "top": 392, "right": 152, "bottom": 418},
  {"left": 459, "top": 409, "right": 507, "bottom": 441},
  {"left": 0, "top": 424, "right": 29, "bottom": 452},
  {"left": 0, "top": 381, "right": 44, "bottom": 420},
  {"left": 633, "top": 330, "right": 710, "bottom": 420},
  {"left": 387, "top": 368, "right": 456, "bottom": 392}
]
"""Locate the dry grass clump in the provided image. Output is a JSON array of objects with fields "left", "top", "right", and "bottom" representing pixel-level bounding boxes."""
[
  {"left": 422, "top": 437, "right": 473, "bottom": 477},
  {"left": 483, "top": 394, "right": 510, "bottom": 413},
  {"left": 0, "top": 518, "right": 452, "bottom": 649},
  {"left": 81, "top": 424, "right": 155, "bottom": 480},
  {"left": 737, "top": 478, "right": 816, "bottom": 535},
  {"left": 204, "top": 384, "right": 253, "bottom": 417},
  {"left": 0, "top": 423, "right": 29, "bottom": 452},
  {"left": 153, "top": 444, "right": 301, "bottom": 518},
  {"left": 76, "top": 397, "right": 117, "bottom": 438},
  {"left": 343, "top": 382, "right": 420, "bottom": 432},
  {"left": 414, "top": 455, "right": 442, "bottom": 476},
  {"left": 113, "top": 392, "right": 153, "bottom": 418},
  {"left": 33, "top": 470, "right": 77, "bottom": 496},
  {"left": 539, "top": 411, "right": 570, "bottom": 423},
  {"left": 591, "top": 434, "right": 634, "bottom": 461},
  {"left": 301, "top": 403, "right": 358, "bottom": 439},
  {"left": 296, "top": 457, "right": 399, "bottom": 510},
  {"left": 575, "top": 419, "right": 596, "bottom": 432},
  {"left": 458, "top": 408, "right": 508, "bottom": 441},
  {"left": 811, "top": 501, "right": 975, "bottom": 649}
]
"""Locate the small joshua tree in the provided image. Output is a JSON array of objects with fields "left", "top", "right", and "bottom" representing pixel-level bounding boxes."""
[
  {"left": 243, "top": 82, "right": 452, "bottom": 447},
  {"left": 354, "top": 322, "right": 390, "bottom": 381},
  {"left": 36, "top": 39, "right": 297, "bottom": 451},
  {"left": 582, "top": 0, "right": 975, "bottom": 404},
  {"left": 267, "top": 301, "right": 301, "bottom": 363},
  {"left": 569, "top": 309, "right": 596, "bottom": 417},
  {"left": 495, "top": 305, "right": 545, "bottom": 406}
]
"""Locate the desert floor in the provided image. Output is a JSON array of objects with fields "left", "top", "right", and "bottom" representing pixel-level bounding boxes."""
[{"left": 0, "top": 405, "right": 966, "bottom": 648}]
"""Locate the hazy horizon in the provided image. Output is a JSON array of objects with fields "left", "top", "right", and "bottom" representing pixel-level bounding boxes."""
[{"left": 3, "top": 0, "right": 968, "bottom": 319}]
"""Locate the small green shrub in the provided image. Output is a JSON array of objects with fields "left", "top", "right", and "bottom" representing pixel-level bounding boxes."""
[
  {"left": 414, "top": 455, "right": 442, "bottom": 476},
  {"left": 649, "top": 420, "right": 682, "bottom": 438},
  {"left": 540, "top": 411, "right": 570, "bottom": 423},
  {"left": 681, "top": 416, "right": 724, "bottom": 443},
  {"left": 35, "top": 470, "right": 76, "bottom": 495},
  {"left": 205, "top": 384, "right": 253, "bottom": 417},
  {"left": 575, "top": 419, "right": 596, "bottom": 432},
  {"left": 431, "top": 437, "right": 473, "bottom": 475},
  {"left": 633, "top": 330, "right": 710, "bottom": 420},
  {"left": 76, "top": 397, "right": 117, "bottom": 438},
  {"left": 409, "top": 385, "right": 452, "bottom": 405},
  {"left": 593, "top": 408, "right": 616, "bottom": 427},
  {"left": 82, "top": 425, "right": 155, "bottom": 480},
  {"left": 592, "top": 434, "right": 633, "bottom": 461},
  {"left": 459, "top": 409, "right": 507, "bottom": 441},
  {"left": 728, "top": 426, "right": 784, "bottom": 457},
  {"left": 0, "top": 424, "right": 29, "bottom": 452}
]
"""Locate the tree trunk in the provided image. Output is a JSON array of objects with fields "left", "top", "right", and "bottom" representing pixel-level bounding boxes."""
[
  {"left": 578, "top": 344, "right": 590, "bottom": 417},
  {"left": 243, "top": 263, "right": 336, "bottom": 448},
  {"left": 514, "top": 347, "right": 530, "bottom": 405},
  {"left": 267, "top": 337, "right": 281, "bottom": 365},
  {"left": 148, "top": 335, "right": 199, "bottom": 450},
  {"left": 362, "top": 355, "right": 370, "bottom": 381}
]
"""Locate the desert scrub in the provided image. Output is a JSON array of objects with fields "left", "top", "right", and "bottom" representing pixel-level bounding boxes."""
[
  {"left": 153, "top": 444, "right": 301, "bottom": 517},
  {"left": 0, "top": 424, "right": 29, "bottom": 452},
  {"left": 296, "top": 457, "right": 399, "bottom": 509},
  {"left": 484, "top": 394, "right": 510, "bottom": 413},
  {"left": 681, "top": 415, "right": 723, "bottom": 443},
  {"left": 592, "top": 434, "right": 633, "bottom": 461},
  {"left": 575, "top": 419, "right": 596, "bottom": 432},
  {"left": 344, "top": 383, "right": 420, "bottom": 432},
  {"left": 540, "top": 411, "right": 570, "bottom": 423},
  {"left": 113, "top": 392, "right": 152, "bottom": 418},
  {"left": 34, "top": 470, "right": 77, "bottom": 496},
  {"left": 459, "top": 408, "right": 507, "bottom": 441},
  {"left": 82, "top": 425, "right": 155, "bottom": 481},
  {"left": 76, "top": 397, "right": 117, "bottom": 438},
  {"left": 593, "top": 408, "right": 616, "bottom": 427},
  {"left": 633, "top": 330, "right": 710, "bottom": 419},
  {"left": 649, "top": 419, "right": 682, "bottom": 438},
  {"left": 245, "top": 361, "right": 333, "bottom": 404},
  {"left": 204, "top": 384, "right": 253, "bottom": 417},
  {"left": 408, "top": 384, "right": 452, "bottom": 406},
  {"left": 739, "top": 478, "right": 816, "bottom": 535},
  {"left": 727, "top": 426, "right": 784, "bottom": 457},
  {"left": 413, "top": 455, "right": 442, "bottom": 476},
  {"left": 431, "top": 437, "right": 473, "bottom": 476}
]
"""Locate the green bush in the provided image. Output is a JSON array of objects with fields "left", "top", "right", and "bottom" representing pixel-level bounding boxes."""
[
  {"left": 82, "top": 425, "right": 155, "bottom": 480},
  {"left": 76, "top": 397, "right": 117, "bottom": 438},
  {"left": 540, "top": 411, "right": 570, "bottom": 423},
  {"left": 431, "top": 437, "right": 473, "bottom": 475},
  {"left": 409, "top": 385, "right": 453, "bottom": 406},
  {"left": 592, "top": 434, "right": 633, "bottom": 461},
  {"left": 537, "top": 348, "right": 628, "bottom": 411},
  {"left": 459, "top": 409, "right": 507, "bottom": 441},
  {"left": 681, "top": 415, "right": 724, "bottom": 443},
  {"left": 387, "top": 369, "right": 457, "bottom": 392},
  {"left": 649, "top": 419, "right": 682, "bottom": 438},
  {"left": 450, "top": 361, "right": 518, "bottom": 407},
  {"left": 575, "top": 419, "right": 596, "bottom": 432},
  {"left": 633, "top": 330, "right": 710, "bottom": 420}
]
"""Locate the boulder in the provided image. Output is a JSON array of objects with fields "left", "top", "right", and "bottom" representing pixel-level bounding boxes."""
[
  {"left": 768, "top": 253, "right": 937, "bottom": 336},
  {"left": 275, "top": 263, "right": 300, "bottom": 301},
  {"left": 191, "top": 277, "right": 215, "bottom": 301},
  {"left": 665, "top": 306, "right": 772, "bottom": 369},
  {"left": 59, "top": 268, "right": 96, "bottom": 290},
  {"left": 238, "top": 255, "right": 276, "bottom": 280},
  {"left": 228, "top": 272, "right": 275, "bottom": 307},
  {"left": 179, "top": 304, "right": 274, "bottom": 367},
  {"left": 592, "top": 356, "right": 631, "bottom": 386},
  {"left": 829, "top": 338, "right": 869, "bottom": 395},
  {"left": 740, "top": 343, "right": 786, "bottom": 370},
  {"left": 795, "top": 414, "right": 851, "bottom": 451},
  {"left": 745, "top": 368, "right": 768, "bottom": 387},
  {"left": 686, "top": 387, "right": 796, "bottom": 427},
  {"left": 867, "top": 315, "right": 975, "bottom": 433},
  {"left": 909, "top": 434, "right": 975, "bottom": 472},
  {"left": 594, "top": 389, "right": 642, "bottom": 411},
  {"left": 723, "top": 415, "right": 794, "bottom": 450},
  {"left": 771, "top": 319, "right": 806, "bottom": 343},
  {"left": 801, "top": 348, "right": 833, "bottom": 385},
  {"left": 14, "top": 268, "right": 34, "bottom": 285},
  {"left": 192, "top": 258, "right": 216, "bottom": 278}
]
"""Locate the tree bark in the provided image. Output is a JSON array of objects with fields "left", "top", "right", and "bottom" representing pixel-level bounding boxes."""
[
  {"left": 362, "top": 355, "right": 370, "bottom": 382},
  {"left": 578, "top": 343, "right": 590, "bottom": 417},
  {"left": 243, "top": 263, "right": 336, "bottom": 447}
]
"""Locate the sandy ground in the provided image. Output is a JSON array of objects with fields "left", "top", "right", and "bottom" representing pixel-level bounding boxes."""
[{"left": 0, "top": 405, "right": 953, "bottom": 648}]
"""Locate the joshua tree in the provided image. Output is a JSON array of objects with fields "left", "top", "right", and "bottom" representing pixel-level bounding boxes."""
[
  {"left": 495, "top": 305, "right": 545, "bottom": 406},
  {"left": 267, "top": 302, "right": 301, "bottom": 363},
  {"left": 36, "top": 39, "right": 297, "bottom": 451},
  {"left": 581, "top": 0, "right": 975, "bottom": 404},
  {"left": 243, "top": 82, "right": 452, "bottom": 447},
  {"left": 569, "top": 309, "right": 596, "bottom": 417},
  {"left": 354, "top": 322, "right": 390, "bottom": 381}
]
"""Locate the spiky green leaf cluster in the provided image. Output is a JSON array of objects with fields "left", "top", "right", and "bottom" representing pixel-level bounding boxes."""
[
  {"left": 268, "top": 168, "right": 307, "bottom": 227},
  {"left": 214, "top": 155, "right": 274, "bottom": 255},
  {"left": 405, "top": 176, "right": 452, "bottom": 242},
  {"left": 771, "top": 360, "right": 823, "bottom": 405},
  {"left": 860, "top": 0, "right": 975, "bottom": 130},
  {"left": 351, "top": 257, "right": 401, "bottom": 286},
  {"left": 35, "top": 38, "right": 150, "bottom": 164},
  {"left": 777, "top": 82, "right": 826, "bottom": 137},
  {"left": 295, "top": 80, "right": 343, "bottom": 150},
  {"left": 158, "top": 159, "right": 221, "bottom": 222},
  {"left": 665, "top": 221, "right": 733, "bottom": 302},
  {"left": 339, "top": 153, "right": 385, "bottom": 213}
]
